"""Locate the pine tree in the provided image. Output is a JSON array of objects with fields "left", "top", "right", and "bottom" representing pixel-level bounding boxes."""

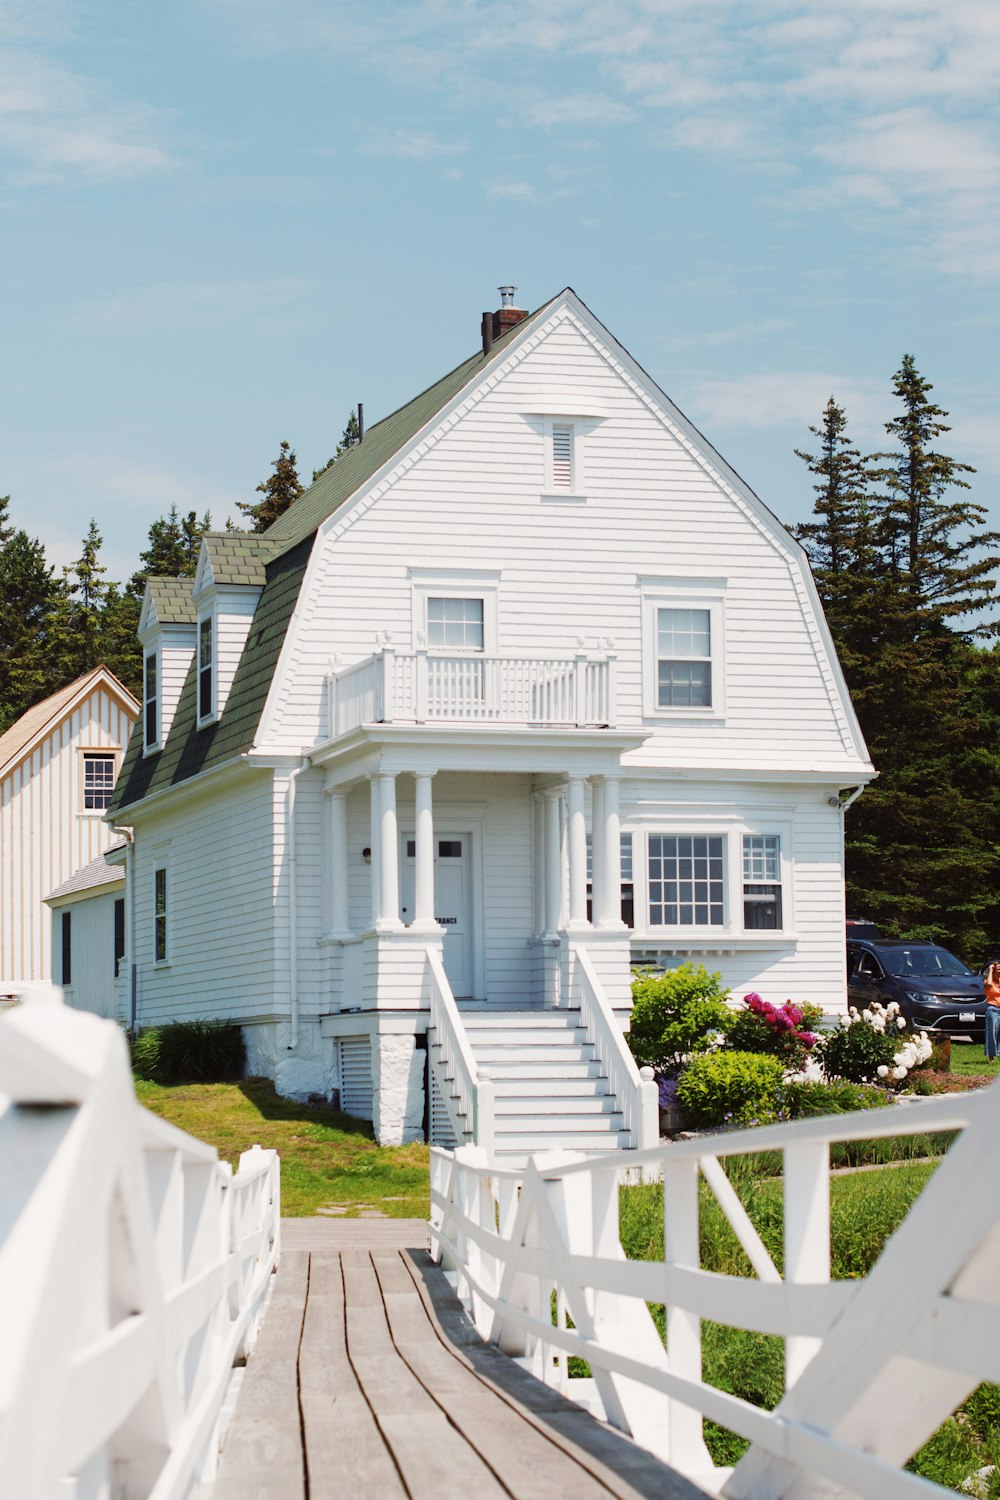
[
  {"left": 0, "top": 499, "right": 64, "bottom": 730},
  {"left": 237, "top": 441, "right": 304, "bottom": 532},
  {"left": 312, "top": 409, "right": 362, "bottom": 483},
  {"left": 49, "top": 520, "right": 110, "bottom": 682},
  {"left": 874, "top": 355, "right": 999, "bottom": 629}
]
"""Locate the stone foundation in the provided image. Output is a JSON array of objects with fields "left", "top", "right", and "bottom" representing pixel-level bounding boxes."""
[
  {"left": 372, "top": 1032, "right": 425, "bottom": 1146},
  {"left": 242, "top": 1018, "right": 337, "bottom": 1103}
]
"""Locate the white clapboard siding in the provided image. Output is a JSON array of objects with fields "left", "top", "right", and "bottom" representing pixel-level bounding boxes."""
[
  {"left": 0, "top": 674, "right": 136, "bottom": 983},
  {"left": 339, "top": 1035, "right": 374, "bottom": 1119},
  {"left": 158, "top": 625, "right": 196, "bottom": 746},
  {"left": 52, "top": 888, "right": 123, "bottom": 1022},
  {"left": 215, "top": 588, "right": 264, "bottom": 718},
  {"left": 260, "top": 307, "right": 863, "bottom": 776}
]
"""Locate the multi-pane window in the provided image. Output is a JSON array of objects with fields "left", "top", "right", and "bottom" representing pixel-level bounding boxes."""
[
  {"left": 114, "top": 897, "right": 126, "bottom": 976},
  {"left": 586, "top": 832, "right": 634, "bottom": 926},
  {"left": 154, "top": 867, "right": 168, "bottom": 963},
  {"left": 83, "top": 753, "right": 116, "bottom": 811},
  {"left": 648, "top": 834, "right": 725, "bottom": 927},
  {"left": 144, "top": 652, "right": 159, "bottom": 749},
  {"left": 198, "top": 616, "right": 214, "bottom": 721},
  {"left": 657, "top": 607, "right": 712, "bottom": 708},
  {"left": 426, "top": 597, "right": 484, "bottom": 651},
  {"left": 743, "top": 834, "right": 782, "bottom": 930}
]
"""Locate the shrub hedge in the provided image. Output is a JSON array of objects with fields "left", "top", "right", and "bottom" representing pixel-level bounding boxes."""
[
  {"left": 674, "top": 1050, "right": 785, "bottom": 1128},
  {"left": 131, "top": 1019, "right": 246, "bottom": 1084}
]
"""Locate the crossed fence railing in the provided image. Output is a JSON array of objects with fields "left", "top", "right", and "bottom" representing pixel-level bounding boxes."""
[
  {"left": 0, "top": 991, "right": 281, "bottom": 1500},
  {"left": 430, "top": 1081, "right": 1000, "bottom": 1498}
]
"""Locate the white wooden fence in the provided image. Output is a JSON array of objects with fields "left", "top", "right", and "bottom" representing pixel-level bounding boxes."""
[
  {"left": 572, "top": 945, "right": 659, "bottom": 1153},
  {"left": 0, "top": 991, "right": 280, "bottom": 1500},
  {"left": 431, "top": 1083, "right": 1000, "bottom": 1498},
  {"left": 426, "top": 944, "right": 495, "bottom": 1154}
]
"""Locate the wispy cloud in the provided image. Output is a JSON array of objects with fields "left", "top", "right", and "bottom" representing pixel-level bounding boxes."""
[
  {"left": 487, "top": 179, "right": 543, "bottom": 204},
  {"left": 72, "top": 279, "right": 312, "bottom": 336},
  {"left": 359, "top": 127, "right": 467, "bottom": 159},
  {"left": 687, "top": 370, "right": 887, "bottom": 436}
]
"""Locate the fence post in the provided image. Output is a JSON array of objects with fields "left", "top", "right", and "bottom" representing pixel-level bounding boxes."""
[
  {"left": 473, "top": 1068, "right": 495, "bottom": 1163},
  {"left": 663, "top": 1156, "right": 713, "bottom": 1471},
  {"left": 783, "top": 1138, "right": 830, "bottom": 1386}
]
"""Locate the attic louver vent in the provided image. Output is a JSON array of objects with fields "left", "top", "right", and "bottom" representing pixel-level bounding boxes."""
[{"left": 552, "top": 424, "right": 573, "bottom": 487}]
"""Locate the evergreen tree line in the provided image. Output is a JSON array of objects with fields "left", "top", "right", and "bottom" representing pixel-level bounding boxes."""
[
  {"left": 794, "top": 356, "right": 1000, "bottom": 960},
  {"left": 0, "top": 413, "right": 361, "bottom": 731}
]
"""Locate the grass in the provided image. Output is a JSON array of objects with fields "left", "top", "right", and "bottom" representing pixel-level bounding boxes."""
[
  {"left": 945, "top": 1041, "right": 1000, "bottom": 1080},
  {"left": 619, "top": 1159, "right": 1000, "bottom": 1492},
  {"left": 134, "top": 1076, "right": 429, "bottom": 1219}
]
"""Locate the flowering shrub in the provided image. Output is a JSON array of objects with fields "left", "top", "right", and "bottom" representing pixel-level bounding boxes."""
[
  {"left": 675, "top": 1050, "right": 785, "bottom": 1128},
  {"left": 628, "top": 963, "right": 733, "bottom": 1076},
  {"left": 725, "top": 994, "right": 822, "bottom": 1073},
  {"left": 818, "top": 1001, "right": 932, "bottom": 1087}
]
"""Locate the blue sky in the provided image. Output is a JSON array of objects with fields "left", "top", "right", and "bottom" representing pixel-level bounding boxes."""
[{"left": 2, "top": 0, "right": 998, "bottom": 583}]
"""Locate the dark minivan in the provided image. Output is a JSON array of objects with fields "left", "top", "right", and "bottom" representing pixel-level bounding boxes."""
[{"left": 847, "top": 938, "right": 986, "bottom": 1039}]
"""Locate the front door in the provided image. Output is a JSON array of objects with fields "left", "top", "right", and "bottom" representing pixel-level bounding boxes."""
[{"left": 400, "top": 833, "right": 474, "bottom": 998}]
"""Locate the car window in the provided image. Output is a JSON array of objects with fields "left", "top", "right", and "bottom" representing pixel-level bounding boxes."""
[
  {"left": 882, "top": 946, "right": 970, "bottom": 978},
  {"left": 858, "top": 954, "right": 881, "bottom": 978}
]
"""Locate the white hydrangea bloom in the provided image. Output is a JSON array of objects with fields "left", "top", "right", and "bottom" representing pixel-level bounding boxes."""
[
  {"left": 877, "top": 1065, "right": 889, "bottom": 1078},
  {"left": 892, "top": 1066, "right": 907, "bottom": 1080},
  {"left": 897, "top": 1016, "right": 907, "bottom": 1029}
]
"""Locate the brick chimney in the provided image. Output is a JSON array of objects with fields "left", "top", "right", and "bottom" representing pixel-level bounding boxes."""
[{"left": 481, "top": 286, "right": 529, "bottom": 353}]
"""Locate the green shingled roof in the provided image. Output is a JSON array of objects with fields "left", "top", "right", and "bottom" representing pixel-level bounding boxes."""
[
  {"left": 147, "top": 577, "right": 196, "bottom": 625},
  {"left": 108, "top": 537, "right": 312, "bottom": 815},
  {"left": 264, "top": 297, "right": 556, "bottom": 556},
  {"left": 204, "top": 532, "right": 277, "bottom": 585}
]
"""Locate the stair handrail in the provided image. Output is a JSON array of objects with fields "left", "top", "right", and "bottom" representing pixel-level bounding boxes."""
[
  {"left": 426, "top": 946, "right": 495, "bottom": 1156},
  {"left": 572, "top": 944, "right": 658, "bottom": 1151}
]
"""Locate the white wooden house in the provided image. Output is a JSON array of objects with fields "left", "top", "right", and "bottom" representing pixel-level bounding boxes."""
[
  {"left": 0, "top": 666, "right": 137, "bottom": 989},
  {"left": 106, "top": 288, "right": 874, "bottom": 1156}
]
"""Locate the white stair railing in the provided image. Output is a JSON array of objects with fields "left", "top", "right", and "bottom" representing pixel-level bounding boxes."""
[
  {"left": 426, "top": 946, "right": 495, "bottom": 1156},
  {"left": 430, "top": 1084, "right": 1000, "bottom": 1497},
  {"left": 0, "top": 995, "right": 280, "bottom": 1500},
  {"left": 572, "top": 944, "right": 659, "bottom": 1151}
]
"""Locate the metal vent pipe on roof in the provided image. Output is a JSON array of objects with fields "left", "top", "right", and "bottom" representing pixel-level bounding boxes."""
[
  {"left": 498, "top": 285, "right": 517, "bottom": 307},
  {"left": 481, "top": 312, "right": 493, "bottom": 355},
  {"left": 357, "top": 403, "right": 364, "bottom": 441}
]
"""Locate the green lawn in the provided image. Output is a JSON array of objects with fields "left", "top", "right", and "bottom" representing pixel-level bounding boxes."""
[
  {"left": 946, "top": 1040, "right": 1000, "bottom": 1080},
  {"left": 134, "top": 1077, "right": 429, "bottom": 1218}
]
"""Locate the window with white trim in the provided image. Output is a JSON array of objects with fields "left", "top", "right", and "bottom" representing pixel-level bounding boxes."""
[
  {"left": 641, "top": 578, "right": 726, "bottom": 718},
  {"left": 154, "top": 866, "right": 169, "bottom": 964},
  {"left": 144, "top": 651, "right": 159, "bottom": 752},
  {"left": 586, "top": 832, "right": 635, "bottom": 927},
  {"left": 198, "top": 614, "right": 215, "bottom": 724},
  {"left": 82, "top": 752, "right": 116, "bottom": 811},
  {"left": 743, "top": 834, "right": 783, "bottom": 930},
  {"left": 648, "top": 834, "right": 726, "bottom": 928}
]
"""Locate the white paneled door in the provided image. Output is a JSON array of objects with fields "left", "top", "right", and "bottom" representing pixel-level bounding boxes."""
[{"left": 401, "top": 832, "right": 473, "bottom": 998}]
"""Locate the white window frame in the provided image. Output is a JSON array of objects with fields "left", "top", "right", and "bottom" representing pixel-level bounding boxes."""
[
  {"left": 628, "top": 814, "right": 793, "bottom": 941},
  {"left": 409, "top": 569, "right": 500, "bottom": 655},
  {"left": 742, "top": 832, "right": 784, "bottom": 932},
  {"left": 542, "top": 416, "right": 585, "bottom": 498},
  {"left": 197, "top": 611, "right": 217, "bottom": 727},
  {"left": 153, "top": 861, "right": 170, "bottom": 966},
  {"left": 640, "top": 576, "right": 726, "bottom": 720},
  {"left": 143, "top": 648, "right": 161, "bottom": 755},
  {"left": 80, "top": 749, "right": 118, "bottom": 814}
]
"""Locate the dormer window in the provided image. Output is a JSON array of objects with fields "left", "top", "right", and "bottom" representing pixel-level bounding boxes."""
[
  {"left": 198, "top": 615, "right": 215, "bottom": 724},
  {"left": 143, "top": 651, "right": 160, "bottom": 753}
]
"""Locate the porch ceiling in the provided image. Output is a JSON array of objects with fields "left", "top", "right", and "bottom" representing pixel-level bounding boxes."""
[{"left": 310, "top": 722, "right": 649, "bottom": 790}]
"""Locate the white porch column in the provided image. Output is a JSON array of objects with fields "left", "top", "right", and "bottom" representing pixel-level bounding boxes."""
[
  {"left": 328, "top": 790, "right": 350, "bottom": 934},
  {"left": 598, "top": 775, "right": 625, "bottom": 930},
  {"left": 369, "top": 774, "right": 381, "bottom": 927},
  {"left": 378, "top": 772, "right": 402, "bottom": 930},
  {"left": 543, "top": 788, "right": 562, "bottom": 938},
  {"left": 532, "top": 793, "right": 545, "bottom": 934},
  {"left": 591, "top": 777, "right": 605, "bottom": 928},
  {"left": 566, "top": 775, "right": 589, "bottom": 930},
  {"left": 412, "top": 773, "right": 436, "bottom": 930}
]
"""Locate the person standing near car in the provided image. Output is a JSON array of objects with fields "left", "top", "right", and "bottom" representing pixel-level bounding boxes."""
[{"left": 984, "top": 962, "right": 1000, "bottom": 1060}]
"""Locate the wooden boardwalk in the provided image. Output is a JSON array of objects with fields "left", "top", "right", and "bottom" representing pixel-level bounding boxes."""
[{"left": 211, "top": 1219, "right": 706, "bottom": 1500}]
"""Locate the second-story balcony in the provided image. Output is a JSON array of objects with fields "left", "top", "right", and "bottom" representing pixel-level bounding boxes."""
[{"left": 329, "top": 647, "right": 617, "bottom": 739}]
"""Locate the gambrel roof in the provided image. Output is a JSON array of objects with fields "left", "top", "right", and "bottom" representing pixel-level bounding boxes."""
[{"left": 0, "top": 667, "right": 138, "bottom": 782}]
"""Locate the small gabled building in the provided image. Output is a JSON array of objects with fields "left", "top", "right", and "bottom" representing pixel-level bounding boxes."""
[
  {"left": 0, "top": 666, "right": 138, "bottom": 986},
  {"left": 107, "top": 288, "right": 874, "bottom": 1157}
]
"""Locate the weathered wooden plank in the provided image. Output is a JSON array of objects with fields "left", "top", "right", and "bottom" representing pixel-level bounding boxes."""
[
  {"left": 402, "top": 1251, "right": 710, "bottom": 1500},
  {"left": 298, "top": 1253, "right": 406, "bottom": 1500},
  {"left": 340, "top": 1251, "right": 508, "bottom": 1500},
  {"left": 372, "top": 1251, "right": 620, "bottom": 1500},
  {"left": 212, "top": 1250, "right": 308, "bottom": 1500},
  {"left": 281, "top": 1217, "right": 429, "bottom": 1251}
]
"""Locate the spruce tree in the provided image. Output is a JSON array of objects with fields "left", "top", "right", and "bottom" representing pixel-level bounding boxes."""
[
  {"left": 237, "top": 441, "right": 304, "bottom": 531},
  {"left": 0, "top": 499, "right": 64, "bottom": 730},
  {"left": 312, "top": 409, "right": 362, "bottom": 482},
  {"left": 50, "top": 520, "right": 110, "bottom": 682}
]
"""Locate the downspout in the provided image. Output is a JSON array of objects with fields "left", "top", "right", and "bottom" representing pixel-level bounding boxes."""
[
  {"left": 286, "top": 760, "right": 310, "bottom": 1051},
  {"left": 112, "top": 826, "right": 136, "bottom": 1033},
  {"left": 838, "top": 784, "right": 865, "bottom": 816}
]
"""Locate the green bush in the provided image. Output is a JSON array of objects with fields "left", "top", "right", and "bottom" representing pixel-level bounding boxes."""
[
  {"left": 131, "top": 1019, "right": 246, "bottom": 1084},
  {"left": 724, "top": 996, "right": 823, "bottom": 1072},
  {"left": 628, "top": 963, "right": 733, "bottom": 1075},
  {"left": 675, "top": 1050, "right": 785, "bottom": 1128},
  {"left": 819, "top": 1014, "right": 901, "bottom": 1085},
  {"left": 784, "top": 1079, "right": 892, "bottom": 1118}
]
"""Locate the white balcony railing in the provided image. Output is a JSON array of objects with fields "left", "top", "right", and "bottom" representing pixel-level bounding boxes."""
[{"left": 329, "top": 647, "right": 616, "bottom": 739}]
